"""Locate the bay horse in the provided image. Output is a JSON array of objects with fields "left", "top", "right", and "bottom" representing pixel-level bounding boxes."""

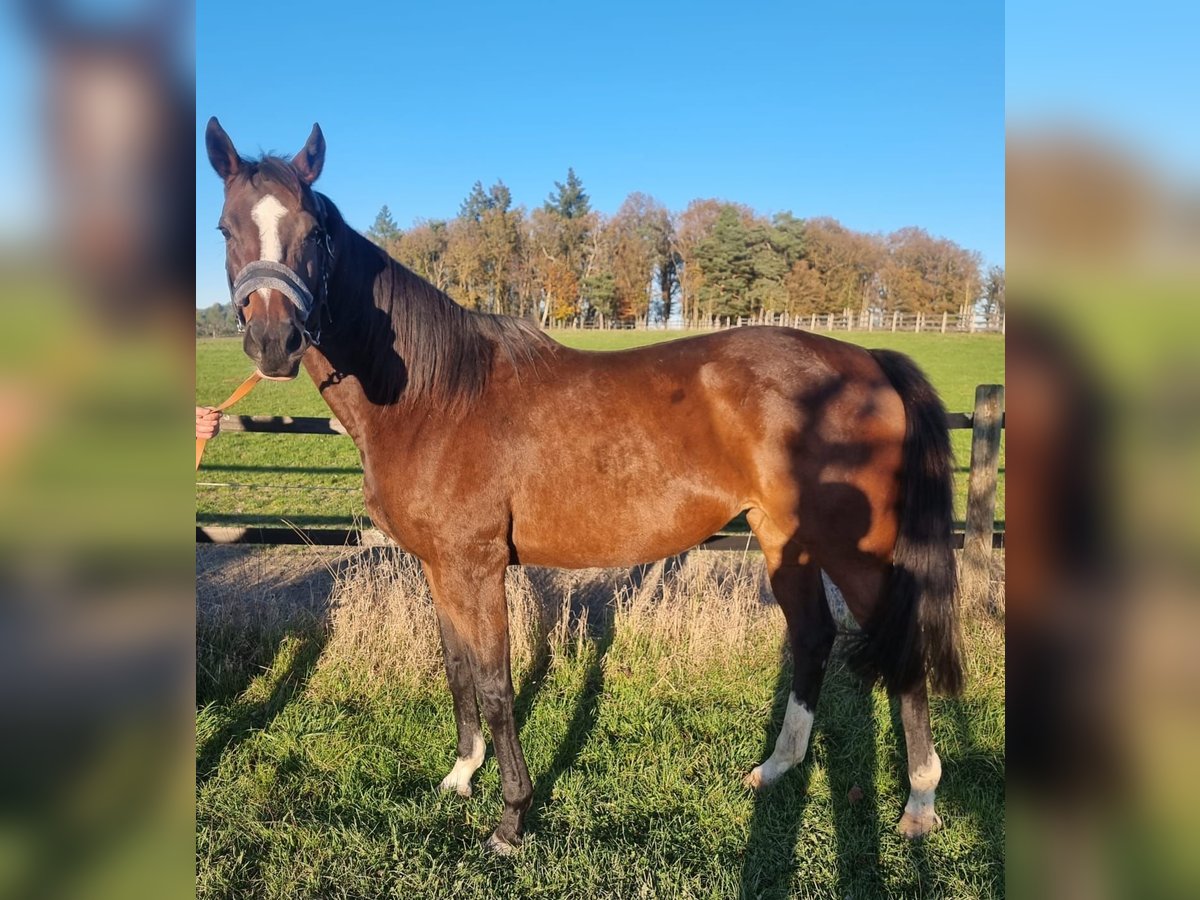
[{"left": 205, "top": 118, "right": 964, "bottom": 854}]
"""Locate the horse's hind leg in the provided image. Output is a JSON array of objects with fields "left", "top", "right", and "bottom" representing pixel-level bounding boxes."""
[
  {"left": 897, "top": 681, "right": 943, "bottom": 838},
  {"left": 744, "top": 546, "right": 836, "bottom": 790},
  {"left": 822, "top": 557, "right": 945, "bottom": 839}
]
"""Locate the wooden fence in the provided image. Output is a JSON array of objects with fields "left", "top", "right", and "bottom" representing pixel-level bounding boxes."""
[
  {"left": 197, "top": 385, "right": 1005, "bottom": 583},
  {"left": 549, "top": 309, "right": 1005, "bottom": 334}
]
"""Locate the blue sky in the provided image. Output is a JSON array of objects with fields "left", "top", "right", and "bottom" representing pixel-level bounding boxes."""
[{"left": 194, "top": 1, "right": 1002, "bottom": 306}]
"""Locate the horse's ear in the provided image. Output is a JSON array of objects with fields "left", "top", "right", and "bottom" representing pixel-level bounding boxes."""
[
  {"left": 292, "top": 123, "right": 325, "bottom": 185},
  {"left": 205, "top": 117, "right": 242, "bottom": 181}
]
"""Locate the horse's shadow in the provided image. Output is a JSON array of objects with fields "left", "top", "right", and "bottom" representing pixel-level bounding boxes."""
[
  {"left": 513, "top": 555, "right": 689, "bottom": 831},
  {"left": 195, "top": 546, "right": 353, "bottom": 786},
  {"left": 739, "top": 642, "right": 884, "bottom": 899}
]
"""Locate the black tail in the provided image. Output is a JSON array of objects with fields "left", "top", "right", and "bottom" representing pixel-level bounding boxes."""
[{"left": 846, "top": 349, "right": 964, "bottom": 696}]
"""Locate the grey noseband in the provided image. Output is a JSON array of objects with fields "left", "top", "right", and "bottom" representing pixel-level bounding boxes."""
[{"left": 231, "top": 260, "right": 316, "bottom": 322}]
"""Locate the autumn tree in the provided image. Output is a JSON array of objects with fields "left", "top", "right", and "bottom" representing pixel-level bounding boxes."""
[
  {"left": 879, "top": 227, "right": 982, "bottom": 316},
  {"left": 393, "top": 219, "right": 451, "bottom": 291},
  {"left": 673, "top": 199, "right": 725, "bottom": 324},
  {"left": 479, "top": 182, "right": 523, "bottom": 315},
  {"left": 802, "top": 217, "right": 884, "bottom": 316},
  {"left": 602, "top": 193, "right": 674, "bottom": 323},
  {"left": 982, "top": 265, "right": 1005, "bottom": 317},
  {"left": 532, "top": 168, "right": 595, "bottom": 324}
]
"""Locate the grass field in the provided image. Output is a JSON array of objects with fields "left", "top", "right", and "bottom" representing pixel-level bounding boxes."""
[
  {"left": 197, "top": 327, "right": 1004, "bottom": 898},
  {"left": 196, "top": 329, "right": 1004, "bottom": 530}
]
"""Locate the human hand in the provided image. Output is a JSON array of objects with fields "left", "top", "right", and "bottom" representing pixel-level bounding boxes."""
[{"left": 196, "top": 407, "right": 221, "bottom": 440}]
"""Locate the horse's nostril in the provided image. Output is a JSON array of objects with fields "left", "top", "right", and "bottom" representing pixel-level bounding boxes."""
[
  {"left": 243, "top": 328, "right": 262, "bottom": 359},
  {"left": 285, "top": 327, "right": 304, "bottom": 355}
]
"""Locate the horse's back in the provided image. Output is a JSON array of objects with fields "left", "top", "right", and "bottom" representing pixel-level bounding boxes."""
[{"left": 499, "top": 326, "right": 904, "bottom": 568}]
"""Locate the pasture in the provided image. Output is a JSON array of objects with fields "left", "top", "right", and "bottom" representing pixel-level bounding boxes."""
[{"left": 197, "top": 329, "right": 1005, "bottom": 898}]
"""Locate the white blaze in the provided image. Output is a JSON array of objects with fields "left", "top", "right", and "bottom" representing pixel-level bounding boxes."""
[{"left": 250, "top": 194, "right": 288, "bottom": 302}]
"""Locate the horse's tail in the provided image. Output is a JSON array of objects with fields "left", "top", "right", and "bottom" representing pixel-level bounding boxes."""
[{"left": 845, "top": 349, "right": 964, "bottom": 697}]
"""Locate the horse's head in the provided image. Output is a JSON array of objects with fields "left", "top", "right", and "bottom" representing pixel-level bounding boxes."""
[{"left": 205, "top": 117, "right": 332, "bottom": 379}]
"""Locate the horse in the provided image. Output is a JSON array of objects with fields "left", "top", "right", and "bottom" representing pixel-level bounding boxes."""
[{"left": 204, "top": 118, "right": 964, "bottom": 854}]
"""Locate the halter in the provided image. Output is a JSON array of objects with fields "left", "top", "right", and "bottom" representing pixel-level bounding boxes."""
[{"left": 229, "top": 193, "right": 336, "bottom": 346}]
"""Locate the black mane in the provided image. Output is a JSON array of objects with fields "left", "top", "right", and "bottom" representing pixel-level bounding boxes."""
[{"left": 311, "top": 182, "right": 554, "bottom": 411}]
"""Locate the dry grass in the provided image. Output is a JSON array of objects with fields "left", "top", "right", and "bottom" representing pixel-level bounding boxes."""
[
  {"left": 312, "top": 549, "right": 788, "bottom": 692},
  {"left": 961, "top": 549, "right": 1007, "bottom": 620},
  {"left": 197, "top": 545, "right": 1005, "bottom": 698},
  {"left": 196, "top": 546, "right": 335, "bottom": 704}
]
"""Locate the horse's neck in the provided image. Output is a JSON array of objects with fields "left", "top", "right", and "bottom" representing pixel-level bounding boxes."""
[
  {"left": 303, "top": 228, "right": 399, "bottom": 437},
  {"left": 301, "top": 345, "right": 378, "bottom": 447}
]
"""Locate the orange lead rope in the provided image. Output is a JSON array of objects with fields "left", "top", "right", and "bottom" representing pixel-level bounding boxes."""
[{"left": 196, "top": 371, "right": 262, "bottom": 470}]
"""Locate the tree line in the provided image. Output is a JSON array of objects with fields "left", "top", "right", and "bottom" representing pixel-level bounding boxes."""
[{"left": 197, "top": 168, "right": 1003, "bottom": 334}]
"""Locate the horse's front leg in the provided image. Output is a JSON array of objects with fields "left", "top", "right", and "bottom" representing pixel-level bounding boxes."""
[
  {"left": 427, "top": 596, "right": 485, "bottom": 797},
  {"left": 423, "top": 552, "right": 532, "bottom": 854}
]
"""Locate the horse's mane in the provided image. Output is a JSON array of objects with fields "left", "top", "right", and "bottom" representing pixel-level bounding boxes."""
[{"left": 235, "top": 163, "right": 556, "bottom": 412}]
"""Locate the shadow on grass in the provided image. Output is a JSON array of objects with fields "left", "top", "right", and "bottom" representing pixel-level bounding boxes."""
[
  {"left": 739, "top": 647, "right": 812, "bottom": 900},
  {"left": 196, "top": 548, "right": 360, "bottom": 786},
  {"left": 739, "top": 649, "right": 887, "bottom": 899},
  {"left": 826, "top": 665, "right": 883, "bottom": 898},
  {"left": 523, "top": 613, "right": 615, "bottom": 833},
  {"left": 518, "top": 558, "right": 688, "bottom": 835},
  {"left": 196, "top": 627, "right": 329, "bottom": 787},
  {"left": 516, "top": 556, "right": 696, "bottom": 840}
]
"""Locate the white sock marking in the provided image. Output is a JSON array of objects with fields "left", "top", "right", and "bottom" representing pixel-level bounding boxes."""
[
  {"left": 750, "top": 694, "right": 814, "bottom": 786},
  {"left": 439, "top": 733, "right": 485, "bottom": 797},
  {"left": 250, "top": 193, "right": 288, "bottom": 303},
  {"left": 904, "top": 751, "right": 942, "bottom": 821}
]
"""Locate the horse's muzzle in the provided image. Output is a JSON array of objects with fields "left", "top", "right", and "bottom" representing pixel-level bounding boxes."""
[{"left": 244, "top": 316, "right": 308, "bottom": 379}]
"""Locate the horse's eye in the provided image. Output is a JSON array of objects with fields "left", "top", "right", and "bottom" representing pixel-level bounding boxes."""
[{"left": 217, "top": 225, "right": 231, "bottom": 241}]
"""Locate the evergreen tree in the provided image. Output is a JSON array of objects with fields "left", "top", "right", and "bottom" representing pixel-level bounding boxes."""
[
  {"left": 488, "top": 180, "right": 513, "bottom": 213},
  {"left": 459, "top": 181, "right": 493, "bottom": 222},
  {"left": 544, "top": 168, "right": 590, "bottom": 219},
  {"left": 696, "top": 206, "right": 755, "bottom": 316},
  {"left": 367, "top": 205, "right": 401, "bottom": 247}
]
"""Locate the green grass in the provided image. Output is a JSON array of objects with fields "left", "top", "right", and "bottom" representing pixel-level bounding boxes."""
[
  {"left": 197, "top": 553, "right": 1005, "bottom": 899},
  {"left": 196, "top": 330, "right": 1004, "bottom": 530}
]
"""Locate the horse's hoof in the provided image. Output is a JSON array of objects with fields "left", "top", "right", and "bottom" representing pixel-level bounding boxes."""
[
  {"left": 438, "top": 773, "right": 472, "bottom": 798},
  {"left": 898, "top": 810, "right": 943, "bottom": 839},
  {"left": 743, "top": 767, "right": 767, "bottom": 791},
  {"left": 483, "top": 832, "right": 519, "bottom": 856}
]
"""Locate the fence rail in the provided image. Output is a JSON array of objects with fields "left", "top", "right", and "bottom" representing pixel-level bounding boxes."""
[
  {"left": 197, "top": 384, "right": 1005, "bottom": 586},
  {"left": 548, "top": 309, "right": 1005, "bottom": 334}
]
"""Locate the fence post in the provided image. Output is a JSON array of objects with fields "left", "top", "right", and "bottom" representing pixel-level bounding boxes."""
[
  {"left": 963, "top": 384, "right": 1004, "bottom": 600},
  {"left": 941, "top": 311, "right": 948, "bottom": 333}
]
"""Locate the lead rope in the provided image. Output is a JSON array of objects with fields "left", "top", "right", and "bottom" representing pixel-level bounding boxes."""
[{"left": 196, "top": 371, "right": 262, "bottom": 470}]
